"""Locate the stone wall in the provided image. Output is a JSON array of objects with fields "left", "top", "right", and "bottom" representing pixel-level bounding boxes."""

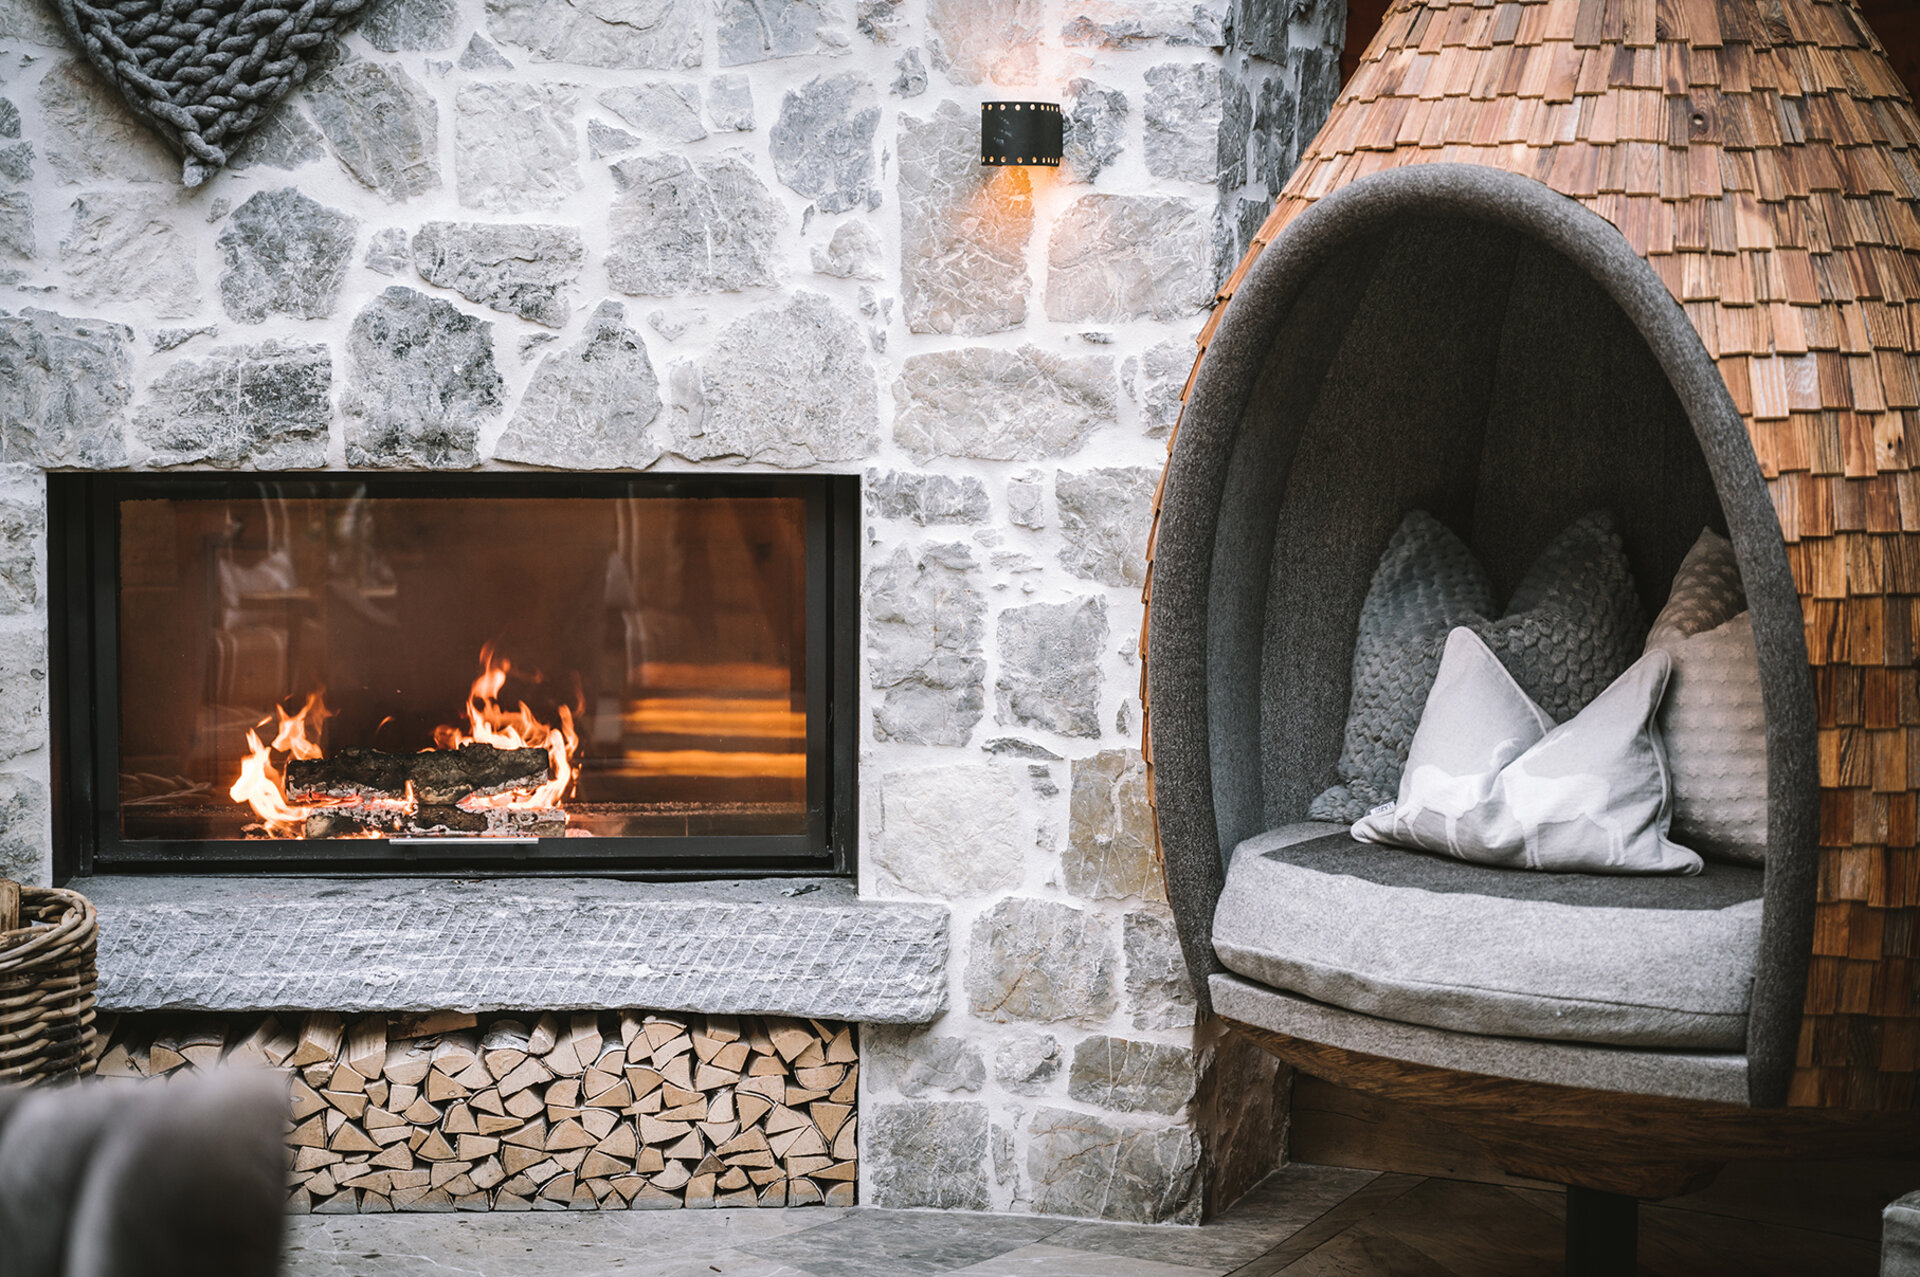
[{"left": 0, "top": 0, "right": 1342, "bottom": 1224}]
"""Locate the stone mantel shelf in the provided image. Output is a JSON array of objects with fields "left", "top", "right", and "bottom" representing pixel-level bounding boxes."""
[{"left": 73, "top": 876, "right": 948, "bottom": 1023}]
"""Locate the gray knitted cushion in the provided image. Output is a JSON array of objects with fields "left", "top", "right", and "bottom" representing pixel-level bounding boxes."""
[{"left": 1311, "top": 510, "right": 1644, "bottom": 823}]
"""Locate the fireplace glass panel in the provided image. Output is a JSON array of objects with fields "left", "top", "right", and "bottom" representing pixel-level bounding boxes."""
[{"left": 113, "top": 483, "right": 815, "bottom": 846}]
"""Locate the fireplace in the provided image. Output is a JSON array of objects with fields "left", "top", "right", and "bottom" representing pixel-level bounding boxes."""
[{"left": 48, "top": 473, "right": 859, "bottom": 875}]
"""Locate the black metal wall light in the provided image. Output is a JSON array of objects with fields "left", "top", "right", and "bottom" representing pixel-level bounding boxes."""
[{"left": 980, "top": 102, "right": 1063, "bottom": 167}]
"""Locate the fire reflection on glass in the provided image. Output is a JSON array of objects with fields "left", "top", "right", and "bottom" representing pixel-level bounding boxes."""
[{"left": 117, "top": 489, "right": 809, "bottom": 842}]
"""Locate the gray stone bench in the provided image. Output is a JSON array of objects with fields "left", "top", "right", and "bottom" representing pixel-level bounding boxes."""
[{"left": 74, "top": 876, "right": 947, "bottom": 1023}]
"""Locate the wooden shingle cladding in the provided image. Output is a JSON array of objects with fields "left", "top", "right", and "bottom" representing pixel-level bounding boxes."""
[{"left": 1145, "top": 0, "right": 1920, "bottom": 1112}]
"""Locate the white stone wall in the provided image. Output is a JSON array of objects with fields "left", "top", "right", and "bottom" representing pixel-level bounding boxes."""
[{"left": 0, "top": 0, "right": 1341, "bottom": 1223}]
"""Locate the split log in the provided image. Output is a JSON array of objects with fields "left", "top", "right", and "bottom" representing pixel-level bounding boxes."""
[{"left": 286, "top": 744, "right": 551, "bottom": 805}]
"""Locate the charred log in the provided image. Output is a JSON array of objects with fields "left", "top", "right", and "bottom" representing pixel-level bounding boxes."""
[
  {"left": 285, "top": 744, "right": 551, "bottom": 805},
  {"left": 302, "top": 805, "right": 567, "bottom": 839}
]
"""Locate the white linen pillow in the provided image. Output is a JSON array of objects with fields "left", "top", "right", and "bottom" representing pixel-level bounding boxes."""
[
  {"left": 1353, "top": 628, "right": 1704, "bottom": 876},
  {"left": 1644, "top": 530, "right": 1768, "bottom": 865}
]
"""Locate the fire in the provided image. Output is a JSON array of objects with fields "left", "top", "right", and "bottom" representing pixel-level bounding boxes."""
[
  {"left": 229, "top": 690, "right": 332, "bottom": 837},
  {"left": 434, "top": 644, "right": 579, "bottom": 811},
  {"left": 231, "top": 646, "right": 582, "bottom": 838}
]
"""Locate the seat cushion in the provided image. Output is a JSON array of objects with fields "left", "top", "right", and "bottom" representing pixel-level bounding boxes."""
[{"left": 1212, "top": 822, "right": 1763, "bottom": 1049}]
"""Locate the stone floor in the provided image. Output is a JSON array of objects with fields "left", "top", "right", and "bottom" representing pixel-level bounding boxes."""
[{"left": 284, "top": 1163, "right": 1884, "bottom": 1277}]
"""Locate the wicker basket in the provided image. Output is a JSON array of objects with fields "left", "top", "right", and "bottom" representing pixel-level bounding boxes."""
[{"left": 0, "top": 884, "right": 99, "bottom": 1084}]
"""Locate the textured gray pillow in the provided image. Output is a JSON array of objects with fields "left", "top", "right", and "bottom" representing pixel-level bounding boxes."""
[
  {"left": 1645, "top": 529, "right": 1768, "bottom": 864},
  {"left": 1353, "top": 628, "right": 1702, "bottom": 876},
  {"left": 1311, "top": 510, "right": 1644, "bottom": 822}
]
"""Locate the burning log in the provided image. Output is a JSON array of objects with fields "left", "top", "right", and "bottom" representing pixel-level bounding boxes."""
[
  {"left": 286, "top": 744, "right": 552, "bottom": 806},
  {"left": 302, "top": 806, "right": 567, "bottom": 840}
]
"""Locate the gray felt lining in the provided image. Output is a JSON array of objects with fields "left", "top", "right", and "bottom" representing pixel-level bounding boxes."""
[{"left": 1146, "top": 164, "right": 1817, "bottom": 1108}]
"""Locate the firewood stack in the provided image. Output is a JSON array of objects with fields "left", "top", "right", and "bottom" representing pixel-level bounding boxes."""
[{"left": 94, "top": 1009, "right": 858, "bottom": 1212}]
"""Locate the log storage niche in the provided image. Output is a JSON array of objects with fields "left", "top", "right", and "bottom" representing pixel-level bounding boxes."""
[{"left": 94, "top": 1010, "right": 859, "bottom": 1212}]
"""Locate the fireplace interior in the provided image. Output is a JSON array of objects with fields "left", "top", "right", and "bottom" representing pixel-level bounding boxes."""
[{"left": 50, "top": 474, "right": 858, "bottom": 874}]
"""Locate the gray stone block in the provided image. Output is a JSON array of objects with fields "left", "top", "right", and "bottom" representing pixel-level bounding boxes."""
[
  {"left": 994, "top": 1034, "right": 1062, "bottom": 1094},
  {"left": 1056, "top": 466, "right": 1158, "bottom": 588},
  {"left": 61, "top": 193, "right": 200, "bottom": 320},
  {"left": 867, "top": 471, "right": 989, "bottom": 525},
  {"left": 1047, "top": 195, "right": 1211, "bottom": 323},
  {"left": 1133, "top": 336, "right": 1192, "bottom": 438},
  {"left": 0, "top": 308, "right": 131, "bottom": 468},
  {"left": 364, "top": 227, "right": 412, "bottom": 277},
  {"left": 812, "top": 221, "right": 884, "bottom": 280},
  {"left": 1027, "top": 1105, "right": 1203, "bottom": 1223},
  {"left": 707, "top": 74, "right": 755, "bottom": 130},
  {"left": 36, "top": 60, "right": 175, "bottom": 185},
  {"left": 1124, "top": 908, "right": 1197, "bottom": 1030},
  {"left": 866, "top": 1024, "right": 986, "bottom": 1096},
  {"left": 412, "top": 221, "right": 583, "bottom": 327},
  {"left": 343, "top": 287, "right": 499, "bottom": 468},
  {"left": 0, "top": 190, "right": 29, "bottom": 264},
  {"left": 1067, "top": 748, "right": 1165, "bottom": 902},
  {"left": 486, "top": 0, "right": 702, "bottom": 69},
  {"left": 458, "top": 33, "right": 515, "bottom": 69},
  {"left": 79, "top": 875, "right": 948, "bottom": 1021},
  {"left": 588, "top": 120, "right": 643, "bottom": 158},
  {"left": 770, "top": 73, "right": 879, "bottom": 214},
  {"left": 1144, "top": 62, "right": 1240, "bottom": 185},
  {"left": 866, "top": 542, "right": 985, "bottom": 745},
  {"left": 718, "top": 0, "right": 851, "bottom": 65},
  {"left": 134, "top": 341, "right": 332, "bottom": 469},
  {"left": 455, "top": 82, "right": 581, "bottom": 213},
  {"left": 967, "top": 897, "right": 1117, "bottom": 1024},
  {"left": 677, "top": 292, "right": 877, "bottom": 465},
  {"left": 217, "top": 188, "right": 357, "bottom": 323},
  {"left": 494, "top": 301, "right": 663, "bottom": 469},
  {"left": 864, "top": 1100, "right": 989, "bottom": 1209},
  {"left": 899, "top": 101, "right": 1031, "bottom": 336},
  {"left": 362, "top": 0, "right": 457, "bottom": 50},
  {"left": 608, "top": 153, "right": 785, "bottom": 296},
  {"left": 307, "top": 62, "right": 440, "bottom": 201},
  {"left": 0, "top": 496, "right": 39, "bottom": 614},
  {"left": 996, "top": 596, "right": 1107, "bottom": 738},
  {"left": 1007, "top": 471, "right": 1046, "bottom": 529},
  {"left": 0, "top": 770, "right": 48, "bottom": 885},
  {"left": 598, "top": 83, "right": 707, "bottom": 143},
  {"left": 1068, "top": 1036, "right": 1198, "bottom": 1115},
  {"left": 227, "top": 107, "right": 327, "bottom": 172},
  {"left": 1887, "top": 1191, "right": 1920, "bottom": 1277},
  {"left": 890, "top": 48, "right": 927, "bottom": 97},
  {"left": 1063, "top": 78, "right": 1127, "bottom": 183},
  {"left": 925, "top": 0, "right": 1041, "bottom": 85},
  {"left": 1061, "top": 0, "right": 1226, "bottom": 47},
  {"left": 893, "top": 346, "right": 1114, "bottom": 464},
  {"left": 0, "top": 637, "right": 45, "bottom": 762},
  {"left": 877, "top": 765, "right": 1024, "bottom": 897}
]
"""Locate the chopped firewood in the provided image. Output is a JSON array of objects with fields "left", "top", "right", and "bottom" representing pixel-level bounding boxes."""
[
  {"left": 372, "top": 1144, "right": 415, "bottom": 1171},
  {"left": 578, "top": 1109, "right": 620, "bottom": 1140},
  {"left": 477, "top": 1113, "right": 523, "bottom": 1136},
  {"left": 538, "top": 1172, "right": 576, "bottom": 1202},
  {"left": 683, "top": 1173, "right": 716, "bottom": 1208},
  {"left": 415, "top": 1130, "right": 456, "bottom": 1161},
  {"left": 330, "top": 1123, "right": 381, "bottom": 1154},
  {"left": 746, "top": 1054, "right": 786, "bottom": 1078},
  {"left": 497, "top": 1057, "right": 552, "bottom": 1098},
  {"left": 428, "top": 1160, "right": 473, "bottom": 1190},
  {"left": 346, "top": 1017, "right": 387, "bottom": 1080},
  {"left": 785, "top": 1155, "right": 832, "bottom": 1178},
  {"left": 651, "top": 1161, "right": 691, "bottom": 1191},
  {"left": 293, "top": 1146, "right": 341, "bottom": 1173},
  {"left": 795, "top": 1065, "right": 843, "bottom": 1091},
  {"left": 609, "top": 1174, "right": 647, "bottom": 1203},
  {"left": 442, "top": 1102, "right": 479, "bottom": 1136},
  {"left": 452, "top": 1059, "right": 495, "bottom": 1090},
  {"left": 471, "top": 1088, "right": 507, "bottom": 1116},
  {"left": 389, "top": 1011, "right": 478, "bottom": 1041},
  {"left": 593, "top": 1125, "right": 638, "bottom": 1159},
  {"left": 699, "top": 1120, "right": 739, "bottom": 1147},
  {"left": 288, "top": 1078, "right": 326, "bottom": 1121},
  {"left": 787, "top": 1178, "right": 823, "bottom": 1207},
  {"left": 748, "top": 1165, "right": 785, "bottom": 1187},
  {"left": 693, "top": 1063, "right": 739, "bottom": 1090},
  {"left": 494, "top": 1191, "right": 534, "bottom": 1211},
  {"left": 784, "top": 1086, "right": 829, "bottom": 1106},
  {"left": 424, "top": 1070, "right": 467, "bottom": 1104},
  {"left": 770, "top": 1126, "right": 827, "bottom": 1160},
  {"left": 327, "top": 1062, "right": 366, "bottom": 1095},
  {"left": 545, "top": 1077, "right": 582, "bottom": 1108},
  {"left": 757, "top": 1180, "right": 787, "bottom": 1207},
  {"left": 716, "top": 1167, "right": 749, "bottom": 1191},
  {"left": 767, "top": 1021, "right": 814, "bottom": 1063},
  {"left": 429, "top": 1032, "right": 480, "bottom": 1075},
  {"left": 825, "top": 1028, "right": 856, "bottom": 1064},
  {"left": 456, "top": 1134, "right": 499, "bottom": 1161},
  {"left": 832, "top": 1117, "right": 856, "bottom": 1162},
  {"left": 470, "top": 1157, "right": 506, "bottom": 1191},
  {"left": 736, "top": 1093, "right": 774, "bottom": 1128},
  {"left": 543, "top": 1039, "right": 585, "bottom": 1078},
  {"left": 504, "top": 1089, "right": 546, "bottom": 1120},
  {"left": 147, "top": 1042, "right": 187, "bottom": 1074},
  {"left": 544, "top": 1120, "right": 593, "bottom": 1152},
  {"left": 501, "top": 1144, "right": 547, "bottom": 1176},
  {"left": 829, "top": 1066, "right": 857, "bottom": 1105},
  {"left": 809, "top": 1102, "right": 852, "bottom": 1142},
  {"left": 663, "top": 1130, "right": 705, "bottom": 1161},
  {"left": 824, "top": 1183, "right": 854, "bottom": 1207},
  {"left": 635, "top": 1145, "right": 665, "bottom": 1174},
  {"left": 402, "top": 1097, "right": 442, "bottom": 1125},
  {"left": 692, "top": 1153, "right": 725, "bottom": 1176},
  {"left": 323, "top": 1090, "right": 369, "bottom": 1120},
  {"left": 717, "top": 1128, "right": 770, "bottom": 1157},
  {"left": 286, "top": 743, "right": 550, "bottom": 806},
  {"left": 658, "top": 1099, "right": 706, "bottom": 1122},
  {"left": 814, "top": 1160, "right": 858, "bottom": 1183},
  {"left": 579, "top": 1151, "right": 628, "bottom": 1180},
  {"left": 289, "top": 1115, "right": 327, "bottom": 1149},
  {"left": 288, "top": 1013, "right": 344, "bottom": 1068}
]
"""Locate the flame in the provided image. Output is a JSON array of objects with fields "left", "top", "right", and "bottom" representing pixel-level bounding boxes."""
[
  {"left": 434, "top": 644, "right": 580, "bottom": 811},
  {"left": 230, "top": 645, "right": 583, "bottom": 838},
  {"left": 229, "top": 690, "right": 333, "bottom": 837}
]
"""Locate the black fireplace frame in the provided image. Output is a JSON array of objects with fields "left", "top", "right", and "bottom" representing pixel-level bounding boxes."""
[{"left": 48, "top": 471, "right": 860, "bottom": 880}]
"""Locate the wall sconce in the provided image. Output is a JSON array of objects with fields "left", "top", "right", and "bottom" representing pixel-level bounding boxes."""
[{"left": 980, "top": 102, "right": 1063, "bottom": 167}]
